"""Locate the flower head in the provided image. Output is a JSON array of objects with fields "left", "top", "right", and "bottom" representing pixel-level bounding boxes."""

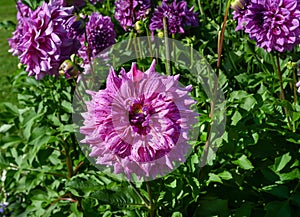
[
  {"left": 78, "top": 12, "right": 116, "bottom": 66},
  {"left": 114, "top": 0, "right": 151, "bottom": 30},
  {"left": 80, "top": 60, "right": 198, "bottom": 180},
  {"left": 8, "top": 0, "right": 80, "bottom": 79},
  {"left": 241, "top": 0, "right": 300, "bottom": 52},
  {"left": 231, "top": 0, "right": 249, "bottom": 31},
  {"left": 150, "top": 1, "right": 199, "bottom": 35}
]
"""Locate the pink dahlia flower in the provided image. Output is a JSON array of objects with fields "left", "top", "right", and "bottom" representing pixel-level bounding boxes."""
[{"left": 80, "top": 60, "right": 198, "bottom": 180}]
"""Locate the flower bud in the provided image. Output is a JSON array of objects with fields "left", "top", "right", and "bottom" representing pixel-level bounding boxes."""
[
  {"left": 59, "top": 60, "right": 79, "bottom": 79},
  {"left": 157, "top": 31, "right": 164, "bottom": 38}
]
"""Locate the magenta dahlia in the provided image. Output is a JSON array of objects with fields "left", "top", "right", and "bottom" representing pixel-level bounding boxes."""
[
  {"left": 149, "top": 1, "right": 199, "bottom": 35},
  {"left": 78, "top": 12, "right": 116, "bottom": 66},
  {"left": 80, "top": 60, "right": 198, "bottom": 180},
  {"left": 243, "top": 0, "right": 300, "bottom": 52},
  {"left": 114, "top": 0, "right": 151, "bottom": 30}
]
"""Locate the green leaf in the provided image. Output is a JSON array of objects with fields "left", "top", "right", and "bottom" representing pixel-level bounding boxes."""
[
  {"left": 233, "top": 155, "right": 254, "bottom": 170},
  {"left": 61, "top": 100, "right": 74, "bottom": 113},
  {"left": 235, "top": 202, "right": 253, "bottom": 217},
  {"left": 172, "top": 211, "right": 183, "bottom": 217},
  {"left": 0, "top": 124, "right": 14, "bottom": 133},
  {"left": 278, "top": 168, "right": 300, "bottom": 181},
  {"left": 217, "top": 171, "right": 233, "bottom": 180},
  {"left": 207, "top": 173, "right": 223, "bottom": 184},
  {"left": 90, "top": 186, "right": 143, "bottom": 206},
  {"left": 265, "top": 201, "right": 290, "bottom": 217},
  {"left": 193, "top": 198, "right": 229, "bottom": 217},
  {"left": 273, "top": 153, "right": 292, "bottom": 172},
  {"left": 261, "top": 185, "right": 289, "bottom": 199},
  {"left": 231, "top": 111, "right": 242, "bottom": 126}
]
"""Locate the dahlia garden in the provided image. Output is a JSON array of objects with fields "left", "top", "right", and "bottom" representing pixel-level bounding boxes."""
[{"left": 0, "top": 0, "right": 300, "bottom": 216}]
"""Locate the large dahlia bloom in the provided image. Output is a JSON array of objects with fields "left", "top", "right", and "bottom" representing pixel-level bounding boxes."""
[
  {"left": 149, "top": 1, "right": 199, "bottom": 34},
  {"left": 243, "top": 0, "right": 300, "bottom": 52},
  {"left": 80, "top": 60, "right": 198, "bottom": 180},
  {"left": 78, "top": 12, "right": 116, "bottom": 66},
  {"left": 8, "top": 0, "right": 80, "bottom": 79},
  {"left": 114, "top": 0, "right": 151, "bottom": 30}
]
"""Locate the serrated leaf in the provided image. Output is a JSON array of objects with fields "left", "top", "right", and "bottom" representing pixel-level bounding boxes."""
[{"left": 90, "top": 186, "right": 143, "bottom": 206}]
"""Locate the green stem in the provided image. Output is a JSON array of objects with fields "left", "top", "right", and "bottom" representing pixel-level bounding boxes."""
[
  {"left": 163, "top": 17, "right": 171, "bottom": 75},
  {"left": 275, "top": 53, "right": 292, "bottom": 129},
  {"left": 146, "top": 182, "right": 155, "bottom": 217},
  {"left": 197, "top": 0, "right": 206, "bottom": 21},
  {"left": 200, "top": 0, "right": 231, "bottom": 178},
  {"left": 292, "top": 66, "right": 298, "bottom": 106},
  {"left": 129, "top": 181, "right": 150, "bottom": 208}
]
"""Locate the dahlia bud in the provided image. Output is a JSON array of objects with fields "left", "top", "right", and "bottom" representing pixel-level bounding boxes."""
[
  {"left": 157, "top": 31, "right": 164, "bottom": 38},
  {"left": 59, "top": 60, "right": 79, "bottom": 79},
  {"left": 134, "top": 20, "right": 144, "bottom": 33}
]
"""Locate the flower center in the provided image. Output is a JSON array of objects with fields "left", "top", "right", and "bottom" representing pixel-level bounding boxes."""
[{"left": 129, "top": 99, "right": 151, "bottom": 135}]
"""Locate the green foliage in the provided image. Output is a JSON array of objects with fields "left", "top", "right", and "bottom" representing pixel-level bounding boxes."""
[{"left": 1, "top": 0, "right": 300, "bottom": 216}]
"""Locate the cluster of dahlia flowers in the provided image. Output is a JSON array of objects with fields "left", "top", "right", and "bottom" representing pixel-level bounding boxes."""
[
  {"left": 232, "top": 0, "right": 300, "bottom": 52},
  {"left": 8, "top": 0, "right": 116, "bottom": 79},
  {"left": 8, "top": 0, "right": 80, "bottom": 79},
  {"left": 80, "top": 60, "right": 198, "bottom": 179}
]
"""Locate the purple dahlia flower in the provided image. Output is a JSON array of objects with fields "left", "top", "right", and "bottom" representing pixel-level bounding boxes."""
[
  {"left": 114, "top": 0, "right": 151, "bottom": 30},
  {"left": 78, "top": 12, "right": 116, "bottom": 66},
  {"left": 297, "top": 80, "right": 300, "bottom": 93},
  {"left": 150, "top": 1, "right": 199, "bottom": 35},
  {"left": 80, "top": 60, "right": 198, "bottom": 180},
  {"left": 8, "top": 1, "right": 32, "bottom": 56},
  {"left": 243, "top": 0, "right": 300, "bottom": 52},
  {"left": 8, "top": 0, "right": 80, "bottom": 79},
  {"left": 232, "top": 0, "right": 249, "bottom": 31}
]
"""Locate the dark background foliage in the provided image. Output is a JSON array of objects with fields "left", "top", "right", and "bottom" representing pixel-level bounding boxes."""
[{"left": 0, "top": 0, "right": 300, "bottom": 216}]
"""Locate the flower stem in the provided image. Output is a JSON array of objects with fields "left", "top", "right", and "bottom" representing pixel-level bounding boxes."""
[
  {"left": 129, "top": 181, "right": 150, "bottom": 208},
  {"left": 163, "top": 17, "right": 171, "bottom": 75},
  {"left": 275, "top": 53, "right": 292, "bottom": 129},
  {"left": 146, "top": 182, "right": 155, "bottom": 217},
  {"left": 200, "top": 0, "right": 230, "bottom": 178}
]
